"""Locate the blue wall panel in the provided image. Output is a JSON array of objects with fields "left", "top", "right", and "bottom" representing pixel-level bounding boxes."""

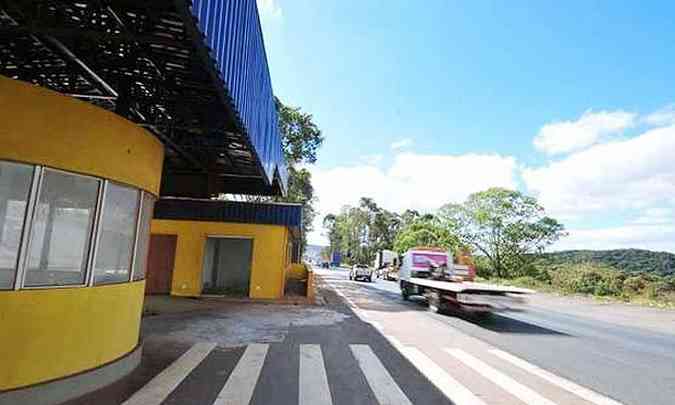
[{"left": 191, "top": 0, "right": 288, "bottom": 191}]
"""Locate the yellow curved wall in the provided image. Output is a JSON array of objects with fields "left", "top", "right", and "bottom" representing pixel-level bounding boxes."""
[
  {"left": 0, "top": 281, "right": 146, "bottom": 390},
  {"left": 151, "top": 220, "right": 289, "bottom": 299},
  {"left": 0, "top": 76, "right": 164, "bottom": 195},
  {"left": 0, "top": 76, "right": 165, "bottom": 390}
]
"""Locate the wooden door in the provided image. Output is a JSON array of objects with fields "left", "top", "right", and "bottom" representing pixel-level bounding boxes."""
[{"left": 145, "top": 234, "right": 177, "bottom": 295}]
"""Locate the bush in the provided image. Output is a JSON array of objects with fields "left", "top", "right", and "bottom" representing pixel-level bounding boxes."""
[
  {"left": 550, "top": 263, "right": 624, "bottom": 297},
  {"left": 473, "top": 256, "right": 493, "bottom": 278},
  {"left": 511, "top": 276, "right": 540, "bottom": 288},
  {"left": 623, "top": 275, "right": 648, "bottom": 295}
]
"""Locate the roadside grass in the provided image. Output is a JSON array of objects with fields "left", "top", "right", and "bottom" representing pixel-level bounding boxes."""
[{"left": 479, "top": 262, "right": 675, "bottom": 310}]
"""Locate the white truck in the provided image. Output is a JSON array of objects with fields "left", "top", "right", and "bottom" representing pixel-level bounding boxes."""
[
  {"left": 399, "top": 248, "right": 532, "bottom": 316},
  {"left": 374, "top": 249, "right": 396, "bottom": 270},
  {"left": 373, "top": 250, "right": 396, "bottom": 279}
]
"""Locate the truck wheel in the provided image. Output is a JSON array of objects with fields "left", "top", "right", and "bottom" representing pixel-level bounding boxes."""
[
  {"left": 401, "top": 283, "right": 410, "bottom": 301},
  {"left": 427, "top": 291, "right": 447, "bottom": 314}
]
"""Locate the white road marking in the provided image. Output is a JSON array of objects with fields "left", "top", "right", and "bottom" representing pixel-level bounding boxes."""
[
  {"left": 402, "top": 347, "right": 488, "bottom": 405},
  {"left": 213, "top": 344, "right": 269, "bottom": 405},
  {"left": 122, "top": 342, "right": 216, "bottom": 405},
  {"left": 384, "top": 335, "right": 406, "bottom": 351},
  {"left": 299, "top": 345, "right": 333, "bottom": 405},
  {"left": 489, "top": 349, "right": 625, "bottom": 405},
  {"left": 446, "top": 348, "right": 559, "bottom": 405},
  {"left": 350, "top": 344, "right": 413, "bottom": 405}
]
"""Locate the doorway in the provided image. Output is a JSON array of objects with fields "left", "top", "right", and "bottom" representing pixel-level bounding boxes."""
[
  {"left": 145, "top": 234, "right": 177, "bottom": 295},
  {"left": 202, "top": 237, "right": 253, "bottom": 296}
]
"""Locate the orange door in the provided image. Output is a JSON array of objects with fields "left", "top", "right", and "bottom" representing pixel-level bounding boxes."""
[{"left": 145, "top": 234, "right": 177, "bottom": 295}]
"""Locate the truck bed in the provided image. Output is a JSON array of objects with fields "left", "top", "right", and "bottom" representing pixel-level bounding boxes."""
[{"left": 409, "top": 277, "right": 534, "bottom": 294}]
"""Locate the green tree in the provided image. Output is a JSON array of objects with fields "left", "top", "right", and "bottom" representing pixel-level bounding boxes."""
[
  {"left": 274, "top": 97, "right": 324, "bottom": 254},
  {"left": 275, "top": 97, "right": 324, "bottom": 164},
  {"left": 393, "top": 216, "right": 460, "bottom": 254},
  {"left": 440, "top": 188, "right": 566, "bottom": 278},
  {"left": 323, "top": 199, "right": 402, "bottom": 265}
]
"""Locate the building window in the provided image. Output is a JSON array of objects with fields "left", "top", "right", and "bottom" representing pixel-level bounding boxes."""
[
  {"left": 132, "top": 192, "right": 155, "bottom": 281},
  {"left": 0, "top": 161, "right": 34, "bottom": 289},
  {"left": 25, "top": 169, "right": 100, "bottom": 287},
  {"left": 93, "top": 183, "right": 140, "bottom": 285}
]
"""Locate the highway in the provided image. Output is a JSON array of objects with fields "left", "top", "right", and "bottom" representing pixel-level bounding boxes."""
[{"left": 317, "top": 267, "right": 675, "bottom": 405}]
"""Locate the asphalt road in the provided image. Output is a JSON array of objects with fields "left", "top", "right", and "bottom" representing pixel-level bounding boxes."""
[{"left": 317, "top": 267, "right": 675, "bottom": 405}]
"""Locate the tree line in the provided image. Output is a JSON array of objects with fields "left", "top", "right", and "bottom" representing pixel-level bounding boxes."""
[{"left": 323, "top": 188, "right": 567, "bottom": 278}]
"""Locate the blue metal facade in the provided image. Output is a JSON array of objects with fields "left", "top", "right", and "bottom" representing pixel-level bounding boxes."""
[
  {"left": 191, "top": 0, "right": 288, "bottom": 191},
  {"left": 154, "top": 198, "right": 302, "bottom": 231}
]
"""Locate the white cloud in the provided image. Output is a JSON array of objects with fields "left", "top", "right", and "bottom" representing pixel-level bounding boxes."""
[
  {"left": 390, "top": 138, "right": 413, "bottom": 150},
  {"left": 523, "top": 125, "right": 675, "bottom": 221},
  {"left": 360, "top": 154, "right": 383, "bottom": 166},
  {"left": 552, "top": 224, "right": 675, "bottom": 253},
  {"left": 631, "top": 207, "right": 674, "bottom": 225},
  {"left": 257, "top": 0, "right": 283, "bottom": 20},
  {"left": 308, "top": 152, "right": 517, "bottom": 245},
  {"left": 533, "top": 110, "right": 636, "bottom": 155},
  {"left": 644, "top": 104, "right": 675, "bottom": 127}
]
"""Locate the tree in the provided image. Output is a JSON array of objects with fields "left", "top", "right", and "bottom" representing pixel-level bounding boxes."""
[
  {"left": 440, "top": 188, "right": 566, "bottom": 278},
  {"left": 275, "top": 97, "right": 324, "bottom": 164},
  {"left": 274, "top": 97, "right": 324, "bottom": 254},
  {"left": 393, "top": 216, "right": 460, "bottom": 254},
  {"left": 323, "top": 199, "right": 401, "bottom": 265}
]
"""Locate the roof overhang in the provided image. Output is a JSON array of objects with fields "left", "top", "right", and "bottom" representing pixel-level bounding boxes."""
[
  {"left": 0, "top": 0, "right": 288, "bottom": 197},
  {"left": 154, "top": 197, "right": 302, "bottom": 237}
]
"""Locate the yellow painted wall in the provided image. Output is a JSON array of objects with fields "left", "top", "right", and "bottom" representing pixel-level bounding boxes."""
[
  {"left": 151, "top": 220, "right": 290, "bottom": 299},
  {"left": 0, "top": 76, "right": 164, "bottom": 195},
  {"left": 0, "top": 281, "right": 145, "bottom": 390},
  {"left": 0, "top": 76, "right": 164, "bottom": 389}
]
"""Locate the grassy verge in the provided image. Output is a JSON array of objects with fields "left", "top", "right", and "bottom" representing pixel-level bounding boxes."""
[{"left": 479, "top": 263, "right": 675, "bottom": 309}]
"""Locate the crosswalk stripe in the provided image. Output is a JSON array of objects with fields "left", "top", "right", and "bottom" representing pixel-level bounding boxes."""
[
  {"left": 122, "top": 342, "right": 216, "bottom": 405},
  {"left": 489, "top": 349, "right": 625, "bottom": 405},
  {"left": 350, "top": 344, "right": 413, "bottom": 405},
  {"left": 299, "top": 345, "right": 333, "bottom": 405},
  {"left": 402, "top": 347, "right": 488, "bottom": 405},
  {"left": 213, "top": 344, "right": 269, "bottom": 405},
  {"left": 446, "top": 348, "right": 559, "bottom": 405}
]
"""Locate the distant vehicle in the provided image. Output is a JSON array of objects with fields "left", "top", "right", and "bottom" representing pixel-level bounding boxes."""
[
  {"left": 373, "top": 249, "right": 396, "bottom": 270},
  {"left": 349, "top": 264, "right": 373, "bottom": 282},
  {"left": 331, "top": 251, "right": 342, "bottom": 267},
  {"left": 398, "top": 247, "right": 532, "bottom": 316}
]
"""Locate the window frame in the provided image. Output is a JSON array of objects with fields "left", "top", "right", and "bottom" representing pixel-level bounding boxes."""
[
  {"left": 2, "top": 159, "right": 155, "bottom": 290},
  {"left": 0, "top": 163, "right": 40, "bottom": 291},
  {"left": 20, "top": 167, "right": 103, "bottom": 290},
  {"left": 130, "top": 191, "right": 155, "bottom": 282},
  {"left": 129, "top": 190, "right": 146, "bottom": 281},
  {"left": 91, "top": 181, "right": 142, "bottom": 286}
]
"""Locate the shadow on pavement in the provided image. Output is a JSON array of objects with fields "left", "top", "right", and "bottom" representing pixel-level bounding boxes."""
[{"left": 461, "top": 313, "right": 572, "bottom": 336}]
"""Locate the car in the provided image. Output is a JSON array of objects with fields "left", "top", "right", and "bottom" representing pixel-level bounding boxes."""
[{"left": 349, "top": 264, "right": 373, "bottom": 282}]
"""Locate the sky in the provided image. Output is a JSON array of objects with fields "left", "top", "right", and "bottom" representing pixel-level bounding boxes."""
[{"left": 257, "top": 0, "right": 675, "bottom": 252}]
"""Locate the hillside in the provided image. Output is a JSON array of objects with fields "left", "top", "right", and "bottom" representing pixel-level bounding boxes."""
[{"left": 538, "top": 249, "right": 675, "bottom": 276}]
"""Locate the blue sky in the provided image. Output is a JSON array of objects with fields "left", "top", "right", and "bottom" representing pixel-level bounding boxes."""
[{"left": 257, "top": 0, "right": 675, "bottom": 251}]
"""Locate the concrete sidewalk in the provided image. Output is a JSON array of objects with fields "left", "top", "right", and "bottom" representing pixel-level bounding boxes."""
[{"left": 63, "top": 280, "right": 449, "bottom": 405}]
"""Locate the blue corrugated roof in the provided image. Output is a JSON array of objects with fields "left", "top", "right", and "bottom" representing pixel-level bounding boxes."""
[
  {"left": 154, "top": 198, "right": 302, "bottom": 231},
  {"left": 191, "top": 0, "right": 288, "bottom": 192}
]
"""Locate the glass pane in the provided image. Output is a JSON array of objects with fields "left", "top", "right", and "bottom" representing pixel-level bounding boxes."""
[
  {"left": 0, "top": 161, "right": 34, "bottom": 289},
  {"left": 25, "top": 170, "right": 99, "bottom": 287},
  {"left": 133, "top": 193, "right": 155, "bottom": 281},
  {"left": 93, "top": 183, "right": 140, "bottom": 285}
]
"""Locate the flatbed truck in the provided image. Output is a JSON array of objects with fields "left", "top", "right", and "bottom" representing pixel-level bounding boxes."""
[{"left": 398, "top": 248, "right": 532, "bottom": 316}]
